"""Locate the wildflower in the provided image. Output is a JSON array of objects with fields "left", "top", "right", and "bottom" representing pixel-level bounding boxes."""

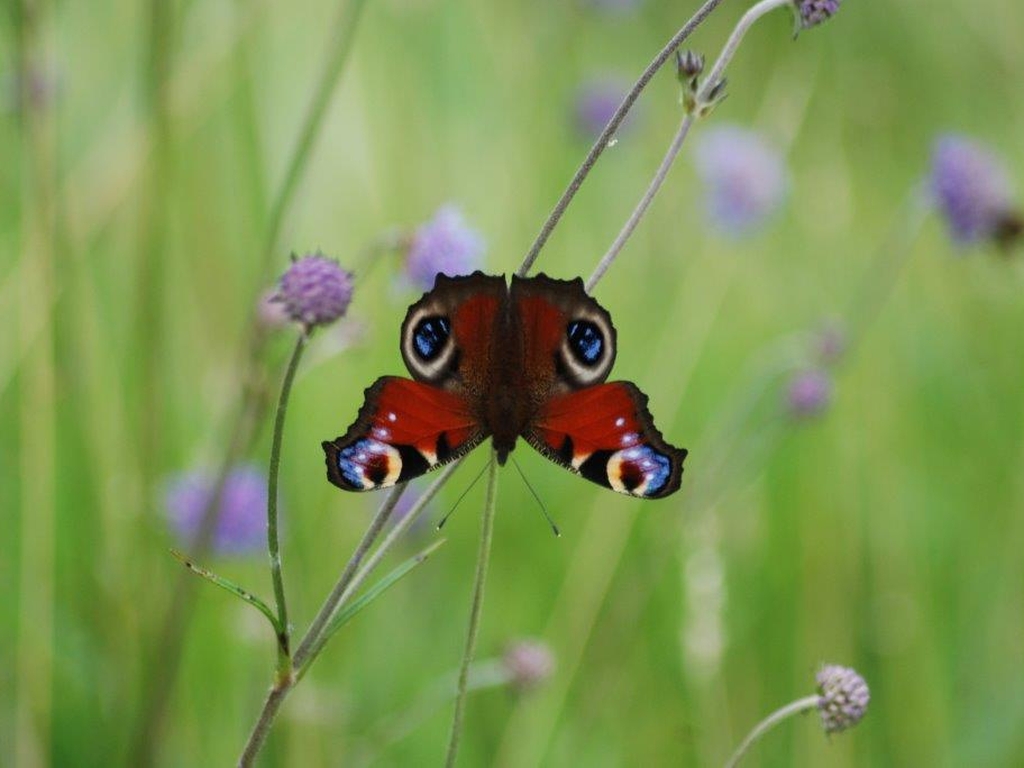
[
  {"left": 275, "top": 253, "right": 354, "bottom": 328},
  {"left": 693, "top": 125, "right": 788, "bottom": 236},
  {"left": 786, "top": 369, "right": 833, "bottom": 417},
  {"left": 793, "top": 0, "right": 842, "bottom": 29},
  {"left": 404, "top": 206, "right": 485, "bottom": 291},
  {"left": 816, "top": 664, "right": 870, "bottom": 733},
  {"left": 815, "top": 323, "right": 847, "bottom": 366},
  {"left": 165, "top": 465, "right": 271, "bottom": 555},
  {"left": 502, "top": 639, "right": 555, "bottom": 691},
  {"left": 573, "top": 76, "right": 636, "bottom": 140},
  {"left": 930, "top": 134, "right": 1022, "bottom": 248}
]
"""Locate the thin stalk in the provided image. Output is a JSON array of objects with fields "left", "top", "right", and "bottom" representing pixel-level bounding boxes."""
[
  {"left": 587, "top": 0, "right": 793, "bottom": 289},
  {"left": 296, "top": 460, "right": 465, "bottom": 672},
  {"left": 292, "top": 482, "right": 408, "bottom": 668},
  {"left": 724, "top": 695, "right": 820, "bottom": 768},
  {"left": 516, "top": 0, "right": 727, "bottom": 277},
  {"left": 587, "top": 113, "right": 695, "bottom": 291},
  {"left": 444, "top": 453, "right": 500, "bottom": 767},
  {"left": 260, "top": 0, "right": 370, "bottom": 273},
  {"left": 266, "top": 332, "right": 309, "bottom": 672}
]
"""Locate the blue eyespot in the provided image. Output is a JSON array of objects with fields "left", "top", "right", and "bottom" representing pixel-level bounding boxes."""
[
  {"left": 567, "top": 320, "right": 603, "bottom": 366},
  {"left": 413, "top": 316, "right": 451, "bottom": 361}
]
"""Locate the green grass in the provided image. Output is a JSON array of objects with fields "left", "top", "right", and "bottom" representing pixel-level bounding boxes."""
[{"left": 3, "top": 0, "right": 1024, "bottom": 765}]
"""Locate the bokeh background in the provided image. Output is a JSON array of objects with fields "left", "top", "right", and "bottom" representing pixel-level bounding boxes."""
[{"left": 3, "top": 0, "right": 1024, "bottom": 765}]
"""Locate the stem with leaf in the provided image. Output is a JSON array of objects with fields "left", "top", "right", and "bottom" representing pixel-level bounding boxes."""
[{"left": 445, "top": 453, "right": 500, "bottom": 768}]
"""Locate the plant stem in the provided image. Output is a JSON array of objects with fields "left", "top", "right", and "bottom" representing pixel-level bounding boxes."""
[
  {"left": 260, "top": 0, "right": 370, "bottom": 274},
  {"left": 516, "top": 0, "right": 727, "bottom": 277},
  {"left": 444, "top": 453, "right": 500, "bottom": 767},
  {"left": 588, "top": 0, "right": 793, "bottom": 289},
  {"left": 587, "top": 113, "right": 695, "bottom": 291},
  {"left": 266, "top": 332, "right": 308, "bottom": 671},
  {"left": 724, "top": 695, "right": 820, "bottom": 768},
  {"left": 291, "top": 482, "right": 408, "bottom": 668}
]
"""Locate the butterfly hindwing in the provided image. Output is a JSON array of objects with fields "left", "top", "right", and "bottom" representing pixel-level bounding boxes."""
[
  {"left": 323, "top": 376, "right": 486, "bottom": 491},
  {"left": 524, "top": 382, "right": 686, "bottom": 498}
]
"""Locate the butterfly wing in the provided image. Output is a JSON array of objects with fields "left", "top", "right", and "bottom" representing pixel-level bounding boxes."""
[
  {"left": 523, "top": 382, "right": 687, "bottom": 498},
  {"left": 323, "top": 376, "right": 486, "bottom": 491}
]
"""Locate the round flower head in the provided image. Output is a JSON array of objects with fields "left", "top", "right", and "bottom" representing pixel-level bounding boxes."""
[
  {"left": 503, "top": 639, "right": 555, "bottom": 692},
  {"left": 165, "top": 465, "right": 271, "bottom": 555},
  {"left": 693, "top": 125, "right": 788, "bottom": 237},
  {"left": 573, "top": 76, "right": 636, "bottom": 140},
  {"left": 794, "top": 0, "right": 842, "bottom": 29},
  {"left": 404, "top": 205, "right": 485, "bottom": 291},
  {"left": 275, "top": 254, "right": 353, "bottom": 328},
  {"left": 930, "top": 134, "right": 1022, "bottom": 248},
  {"left": 786, "top": 369, "right": 833, "bottom": 417},
  {"left": 816, "top": 664, "right": 870, "bottom": 733}
]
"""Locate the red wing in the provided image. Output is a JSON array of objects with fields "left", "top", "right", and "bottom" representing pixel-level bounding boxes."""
[
  {"left": 323, "top": 376, "right": 486, "bottom": 491},
  {"left": 523, "top": 382, "right": 687, "bottom": 498}
]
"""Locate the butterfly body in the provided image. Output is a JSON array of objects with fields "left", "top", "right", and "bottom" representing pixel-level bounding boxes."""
[{"left": 323, "top": 272, "right": 687, "bottom": 498}]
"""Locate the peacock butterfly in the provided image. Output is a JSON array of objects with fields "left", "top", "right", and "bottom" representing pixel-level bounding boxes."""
[{"left": 322, "top": 272, "right": 687, "bottom": 498}]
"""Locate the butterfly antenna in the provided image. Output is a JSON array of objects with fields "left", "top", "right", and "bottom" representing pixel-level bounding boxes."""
[
  {"left": 436, "top": 458, "right": 492, "bottom": 530},
  {"left": 510, "top": 456, "right": 561, "bottom": 537}
]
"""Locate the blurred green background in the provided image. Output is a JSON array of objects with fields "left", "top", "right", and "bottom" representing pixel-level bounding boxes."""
[{"left": 3, "top": 0, "right": 1024, "bottom": 765}]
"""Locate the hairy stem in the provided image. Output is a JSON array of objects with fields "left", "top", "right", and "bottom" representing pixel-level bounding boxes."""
[
  {"left": 724, "top": 695, "right": 820, "bottom": 768},
  {"left": 266, "top": 332, "right": 309, "bottom": 671},
  {"left": 444, "top": 453, "right": 500, "bottom": 767},
  {"left": 515, "top": 0, "right": 727, "bottom": 277}
]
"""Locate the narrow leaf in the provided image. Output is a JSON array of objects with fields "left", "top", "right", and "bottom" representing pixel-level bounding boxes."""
[
  {"left": 322, "top": 538, "right": 446, "bottom": 643},
  {"left": 170, "top": 549, "right": 280, "bottom": 633}
]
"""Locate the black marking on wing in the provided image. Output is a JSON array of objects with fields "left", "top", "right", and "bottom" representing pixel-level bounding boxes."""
[{"left": 578, "top": 450, "right": 615, "bottom": 490}]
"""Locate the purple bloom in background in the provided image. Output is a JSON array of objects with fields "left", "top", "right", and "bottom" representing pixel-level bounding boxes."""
[
  {"left": 816, "top": 664, "right": 870, "bottom": 733},
  {"left": 503, "top": 639, "right": 556, "bottom": 692},
  {"left": 404, "top": 205, "right": 485, "bottom": 291},
  {"left": 815, "top": 322, "right": 847, "bottom": 365},
  {"left": 694, "top": 125, "right": 788, "bottom": 236},
  {"left": 573, "top": 76, "right": 636, "bottom": 140},
  {"left": 275, "top": 253, "right": 354, "bottom": 328},
  {"left": 794, "top": 0, "right": 842, "bottom": 29},
  {"left": 929, "top": 134, "right": 1022, "bottom": 248},
  {"left": 165, "top": 465, "right": 271, "bottom": 555},
  {"left": 786, "top": 369, "right": 833, "bottom": 418}
]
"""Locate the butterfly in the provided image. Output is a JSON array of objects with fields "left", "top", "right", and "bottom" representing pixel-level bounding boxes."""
[{"left": 323, "top": 272, "right": 687, "bottom": 498}]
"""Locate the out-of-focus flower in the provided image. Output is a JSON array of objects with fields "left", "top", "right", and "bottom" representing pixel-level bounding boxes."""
[
  {"left": 786, "top": 369, "right": 833, "bottom": 417},
  {"left": 404, "top": 205, "right": 485, "bottom": 291},
  {"left": 929, "top": 134, "right": 1022, "bottom": 248},
  {"left": 2, "top": 59, "right": 61, "bottom": 114},
  {"left": 693, "top": 125, "right": 788, "bottom": 236},
  {"left": 815, "top": 322, "right": 847, "bottom": 365},
  {"left": 793, "top": 0, "right": 842, "bottom": 29},
  {"left": 503, "top": 639, "right": 555, "bottom": 692},
  {"left": 275, "top": 254, "right": 354, "bottom": 328},
  {"left": 816, "top": 664, "right": 870, "bottom": 733},
  {"left": 165, "top": 465, "right": 271, "bottom": 555},
  {"left": 573, "top": 76, "right": 637, "bottom": 140}
]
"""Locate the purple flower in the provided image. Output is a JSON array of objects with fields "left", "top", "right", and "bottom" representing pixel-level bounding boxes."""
[
  {"left": 693, "top": 125, "right": 788, "bottom": 236},
  {"left": 794, "top": 0, "right": 842, "bottom": 29},
  {"left": 275, "top": 254, "right": 354, "bottom": 328},
  {"left": 930, "top": 134, "right": 1021, "bottom": 247},
  {"left": 816, "top": 664, "right": 870, "bottom": 733},
  {"left": 503, "top": 639, "right": 556, "bottom": 691},
  {"left": 786, "top": 369, "right": 833, "bottom": 417},
  {"left": 165, "top": 465, "right": 271, "bottom": 555},
  {"left": 404, "top": 206, "right": 485, "bottom": 291},
  {"left": 815, "top": 322, "right": 847, "bottom": 365},
  {"left": 573, "top": 76, "right": 636, "bottom": 140}
]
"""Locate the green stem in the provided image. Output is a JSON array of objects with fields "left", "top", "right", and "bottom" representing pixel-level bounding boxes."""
[
  {"left": 724, "top": 695, "right": 820, "bottom": 768},
  {"left": 260, "top": 0, "right": 370, "bottom": 273},
  {"left": 444, "top": 452, "right": 500, "bottom": 767},
  {"left": 266, "top": 332, "right": 308, "bottom": 672}
]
